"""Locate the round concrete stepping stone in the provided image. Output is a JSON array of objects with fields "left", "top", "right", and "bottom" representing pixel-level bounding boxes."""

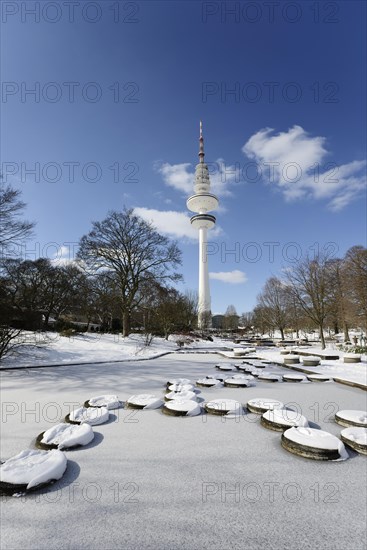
[
  {"left": 84, "top": 395, "right": 121, "bottom": 409},
  {"left": 125, "top": 394, "right": 164, "bottom": 410},
  {"left": 205, "top": 399, "right": 242, "bottom": 416},
  {"left": 340, "top": 427, "right": 367, "bottom": 455},
  {"left": 166, "top": 378, "right": 191, "bottom": 388},
  {"left": 261, "top": 409, "right": 309, "bottom": 432},
  {"left": 301, "top": 356, "right": 321, "bottom": 366},
  {"left": 66, "top": 406, "right": 109, "bottom": 425},
  {"left": 258, "top": 373, "right": 281, "bottom": 382},
  {"left": 334, "top": 410, "right": 367, "bottom": 428},
  {"left": 283, "top": 355, "right": 300, "bottom": 365},
  {"left": 162, "top": 399, "right": 201, "bottom": 417},
  {"left": 165, "top": 390, "right": 197, "bottom": 402},
  {"left": 343, "top": 353, "right": 361, "bottom": 363},
  {"left": 307, "top": 374, "right": 332, "bottom": 382},
  {"left": 196, "top": 378, "right": 222, "bottom": 388},
  {"left": 246, "top": 398, "right": 284, "bottom": 415},
  {"left": 0, "top": 449, "right": 67, "bottom": 494},
  {"left": 167, "top": 383, "right": 194, "bottom": 392},
  {"left": 223, "top": 378, "right": 251, "bottom": 388},
  {"left": 215, "top": 365, "right": 233, "bottom": 371},
  {"left": 36, "top": 423, "right": 94, "bottom": 450},
  {"left": 281, "top": 427, "right": 348, "bottom": 461},
  {"left": 282, "top": 374, "right": 306, "bottom": 382}
]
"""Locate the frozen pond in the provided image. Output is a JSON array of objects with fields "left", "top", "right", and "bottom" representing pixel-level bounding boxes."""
[{"left": 1, "top": 352, "right": 366, "bottom": 550}]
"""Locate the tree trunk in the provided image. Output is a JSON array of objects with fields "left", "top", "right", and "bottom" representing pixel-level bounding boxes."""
[
  {"left": 280, "top": 327, "right": 284, "bottom": 340},
  {"left": 122, "top": 310, "right": 130, "bottom": 337},
  {"left": 343, "top": 322, "right": 350, "bottom": 342},
  {"left": 319, "top": 325, "right": 326, "bottom": 349}
]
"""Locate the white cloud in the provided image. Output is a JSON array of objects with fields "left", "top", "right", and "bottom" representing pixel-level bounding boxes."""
[
  {"left": 155, "top": 159, "right": 241, "bottom": 197},
  {"left": 209, "top": 270, "right": 247, "bottom": 284},
  {"left": 51, "top": 245, "right": 78, "bottom": 266},
  {"left": 133, "top": 207, "right": 222, "bottom": 241},
  {"left": 242, "top": 125, "right": 366, "bottom": 210}
]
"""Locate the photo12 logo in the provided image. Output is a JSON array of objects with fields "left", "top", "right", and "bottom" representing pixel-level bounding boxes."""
[{"left": 1, "top": 2, "right": 140, "bottom": 24}]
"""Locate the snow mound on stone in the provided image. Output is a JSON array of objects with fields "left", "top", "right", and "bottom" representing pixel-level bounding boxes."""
[
  {"left": 166, "top": 378, "right": 191, "bottom": 387},
  {"left": 224, "top": 378, "right": 251, "bottom": 387},
  {"left": 69, "top": 406, "right": 109, "bottom": 425},
  {"left": 284, "top": 427, "right": 348, "bottom": 460},
  {"left": 127, "top": 394, "right": 164, "bottom": 409},
  {"left": 165, "top": 390, "right": 197, "bottom": 401},
  {"left": 263, "top": 409, "right": 309, "bottom": 428},
  {"left": 0, "top": 449, "right": 67, "bottom": 490},
  {"left": 205, "top": 399, "right": 242, "bottom": 415},
  {"left": 247, "top": 398, "right": 284, "bottom": 411},
  {"left": 41, "top": 423, "right": 94, "bottom": 449},
  {"left": 336, "top": 410, "right": 367, "bottom": 426},
  {"left": 164, "top": 399, "right": 202, "bottom": 416},
  {"left": 88, "top": 395, "right": 120, "bottom": 409},
  {"left": 197, "top": 378, "right": 222, "bottom": 387},
  {"left": 340, "top": 427, "right": 367, "bottom": 446},
  {"left": 167, "top": 383, "right": 194, "bottom": 392}
]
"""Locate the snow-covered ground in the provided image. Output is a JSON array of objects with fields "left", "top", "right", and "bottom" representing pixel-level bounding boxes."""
[
  {"left": 0, "top": 332, "right": 179, "bottom": 369},
  {"left": 256, "top": 348, "right": 367, "bottom": 388},
  {"left": 1, "top": 352, "right": 366, "bottom": 550}
]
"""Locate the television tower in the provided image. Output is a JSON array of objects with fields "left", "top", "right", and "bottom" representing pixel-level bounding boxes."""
[{"left": 186, "top": 122, "right": 219, "bottom": 329}]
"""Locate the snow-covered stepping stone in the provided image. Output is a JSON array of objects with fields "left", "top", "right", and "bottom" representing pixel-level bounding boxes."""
[
  {"left": 223, "top": 378, "right": 251, "bottom": 388},
  {"left": 165, "top": 390, "right": 197, "bottom": 401},
  {"left": 167, "top": 383, "right": 194, "bottom": 392},
  {"left": 281, "top": 427, "right": 348, "bottom": 461},
  {"left": 0, "top": 449, "right": 67, "bottom": 495},
  {"left": 36, "top": 423, "right": 94, "bottom": 450},
  {"left": 125, "top": 394, "right": 164, "bottom": 410},
  {"left": 235, "top": 365, "right": 251, "bottom": 372},
  {"left": 283, "top": 355, "right": 300, "bottom": 365},
  {"left": 204, "top": 399, "right": 242, "bottom": 416},
  {"left": 162, "top": 399, "right": 202, "bottom": 417},
  {"left": 246, "top": 398, "right": 284, "bottom": 415},
  {"left": 66, "top": 406, "right": 109, "bottom": 425},
  {"left": 283, "top": 374, "right": 306, "bottom": 383},
  {"left": 196, "top": 378, "right": 222, "bottom": 388},
  {"left": 84, "top": 395, "right": 121, "bottom": 409},
  {"left": 166, "top": 378, "right": 191, "bottom": 388},
  {"left": 307, "top": 374, "right": 332, "bottom": 383},
  {"left": 301, "top": 356, "right": 321, "bottom": 366},
  {"left": 340, "top": 427, "right": 367, "bottom": 455},
  {"left": 334, "top": 410, "right": 367, "bottom": 428},
  {"left": 343, "top": 353, "right": 361, "bottom": 363},
  {"left": 257, "top": 374, "right": 281, "bottom": 382},
  {"left": 261, "top": 409, "right": 309, "bottom": 432},
  {"left": 215, "top": 365, "right": 233, "bottom": 371}
]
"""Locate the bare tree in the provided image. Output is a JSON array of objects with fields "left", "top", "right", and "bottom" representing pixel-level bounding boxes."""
[
  {"left": 77, "top": 209, "right": 182, "bottom": 337},
  {"left": 257, "top": 277, "right": 290, "bottom": 340},
  {"left": 343, "top": 246, "right": 367, "bottom": 333},
  {"left": 286, "top": 253, "right": 333, "bottom": 349},
  {"left": 0, "top": 184, "right": 34, "bottom": 259}
]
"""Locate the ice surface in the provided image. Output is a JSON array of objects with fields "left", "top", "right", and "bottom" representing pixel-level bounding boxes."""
[
  {"left": 0, "top": 449, "right": 67, "bottom": 490},
  {"left": 41, "top": 423, "right": 94, "bottom": 449}
]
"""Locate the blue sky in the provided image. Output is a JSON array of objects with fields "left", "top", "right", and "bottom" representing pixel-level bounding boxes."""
[{"left": 1, "top": 0, "right": 366, "bottom": 314}]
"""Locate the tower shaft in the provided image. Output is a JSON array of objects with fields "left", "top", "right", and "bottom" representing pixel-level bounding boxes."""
[{"left": 186, "top": 122, "right": 219, "bottom": 330}]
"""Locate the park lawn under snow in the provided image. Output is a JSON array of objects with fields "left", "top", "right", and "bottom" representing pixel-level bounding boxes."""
[
  {"left": 0, "top": 332, "right": 179, "bottom": 369},
  {"left": 1, "top": 352, "right": 366, "bottom": 550}
]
